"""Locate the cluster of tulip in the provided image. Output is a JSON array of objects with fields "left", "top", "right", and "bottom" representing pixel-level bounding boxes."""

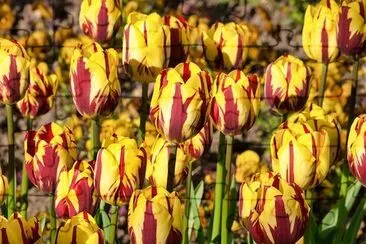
[{"left": 0, "top": 0, "right": 364, "bottom": 243}]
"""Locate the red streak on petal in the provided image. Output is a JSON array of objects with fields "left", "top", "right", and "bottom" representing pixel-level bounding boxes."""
[
  {"left": 96, "top": 0, "right": 109, "bottom": 42},
  {"left": 142, "top": 202, "right": 157, "bottom": 243},
  {"left": 321, "top": 19, "right": 329, "bottom": 63},
  {"left": 288, "top": 141, "right": 295, "bottom": 183}
]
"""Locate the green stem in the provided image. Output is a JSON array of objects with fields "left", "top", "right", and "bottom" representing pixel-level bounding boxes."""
[
  {"left": 221, "top": 135, "right": 233, "bottom": 244},
  {"left": 49, "top": 193, "right": 56, "bottom": 244},
  {"left": 20, "top": 118, "right": 32, "bottom": 218},
  {"left": 211, "top": 133, "right": 226, "bottom": 243},
  {"left": 318, "top": 62, "right": 328, "bottom": 107},
  {"left": 167, "top": 144, "right": 177, "bottom": 192},
  {"left": 182, "top": 162, "right": 193, "bottom": 244},
  {"left": 91, "top": 118, "right": 100, "bottom": 159},
  {"left": 137, "top": 83, "right": 149, "bottom": 145},
  {"left": 334, "top": 57, "right": 360, "bottom": 243},
  {"left": 304, "top": 190, "right": 316, "bottom": 243},
  {"left": 6, "top": 104, "right": 15, "bottom": 217},
  {"left": 107, "top": 206, "right": 119, "bottom": 244}
]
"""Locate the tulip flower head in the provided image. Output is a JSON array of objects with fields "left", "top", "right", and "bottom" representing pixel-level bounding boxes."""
[
  {"left": 271, "top": 104, "right": 341, "bottom": 189},
  {"left": 210, "top": 70, "right": 260, "bottom": 136},
  {"left": 302, "top": 0, "right": 340, "bottom": 63},
  {"left": 79, "top": 0, "right": 121, "bottom": 42},
  {"left": 202, "top": 22, "right": 250, "bottom": 70},
  {"left": 94, "top": 135, "right": 148, "bottom": 206},
  {"left": 55, "top": 212, "right": 104, "bottom": 243},
  {"left": 146, "top": 136, "right": 190, "bottom": 188},
  {"left": 163, "top": 15, "right": 189, "bottom": 67},
  {"left": 235, "top": 150, "right": 268, "bottom": 183},
  {"left": 17, "top": 61, "right": 58, "bottom": 119},
  {"left": 348, "top": 114, "right": 366, "bottom": 186},
  {"left": 122, "top": 12, "right": 171, "bottom": 83},
  {"left": 337, "top": 0, "right": 366, "bottom": 56},
  {"left": 0, "top": 213, "right": 41, "bottom": 243},
  {"left": 150, "top": 62, "right": 212, "bottom": 143},
  {"left": 70, "top": 42, "right": 121, "bottom": 118},
  {"left": 183, "top": 119, "right": 213, "bottom": 159},
  {"left": 239, "top": 172, "right": 309, "bottom": 244},
  {"left": 55, "top": 160, "right": 97, "bottom": 218},
  {"left": 0, "top": 38, "right": 30, "bottom": 104},
  {"left": 128, "top": 186, "right": 183, "bottom": 244},
  {"left": 264, "top": 54, "right": 311, "bottom": 114},
  {"left": 25, "top": 122, "right": 78, "bottom": 193}
]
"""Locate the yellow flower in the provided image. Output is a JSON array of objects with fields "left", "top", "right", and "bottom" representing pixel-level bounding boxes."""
[
  {"left": 202, "top": 22, "right": 250, "bottom": 70},
  {"left": 128, "top": 186, "right": 183, "bottom": 244},
  {"left": 122, "top": 12, "right": 170, "bottom": 83},
  {"left": 302, "top": 0, "right": 339, "bottom": 63},
  {"left": 150, "top": 62, "right": 211, "bottom": 143},
  {"left": 235, "top": 150, "right": 268, "bottom": 183},
  {"left": 79, "top": 0, "right": 121, "bottom": 42},
  {"left": 55, "top": 212, "right": 103, "bottom": 243},
  {"left": 70, "top": 41, "right": 121, "bottom": 118},
  {"left": 264, "top": 55, "right": 311, "bottom": 114},
  {"left": 0, "top": 213, "right": 41, "bottom": 243},
  {"left": 239, "top": 172, "right": 309, "bottom": 244},
  {"left": 210, "top": 70, "right": 260, "bottom": 135},
  {"left": 0, "top": 167, "right": 7, "bottom": 204}
]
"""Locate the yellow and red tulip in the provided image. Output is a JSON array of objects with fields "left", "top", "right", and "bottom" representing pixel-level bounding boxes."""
[
  {"left": 55, "top": 160, "right": 97, "bottom": 218},
  {"left": 163, "top": 15, "right": 189, "bottom": 67},
  {"left": 150, "top": 62, "right": 212, "bottom": 143},
  {"left": 17, "top": 62, "right": 58, "bottom": 119},
  {"left": 94, "top": 135, "right": 147, "bottom": 206},
  {"left": 0, "top": 167, "right": 7, "bottom": 204},
  {"left": 183, "top": 119, "right": 213, "bottom": 159},
  {"left": 337, "top": 0, "right": 366, "bottom": 56},
  {"left": 239, "top": 172, "right": 309, "bottom": 244},
  {"left": 348, "top": 114, "right": 366, "bottom": 186},
  {"left": 0, "top": 38, "right": 30, "bottom": 104},
  {"left": 202, "top": 22, "right": 249, "bottom": 70},
  {"left": 55, "top": 212, "right": 104, "bottom": 243},
  {"left": 271, "top": 104, "right": 340, "bottom": 189},
  {"left": 264, "top": 55, "right": 311, "bottom": 114},
  {"left": 210, "top": 70, "right": 260, "bottom": 136},
  {"left": 302, "top": 0, "right": 339, "bottom": 63},
  {"left": 79, "top": 0, "right": 121, "bottom": 42},
  {"left": 25, "top": 122, "right": 78, "bottom": 193},
  {"left": 70, "top": 41, "right": 121, "bottom": 118},
  {"left": 146, "top": 136, "right": 190, "bottom": 188},
  {"left": 0, "top": 213, "right": 41, "bottom": 243},
  {"left": 235, "top": 150, "right": 268, "bottom": 183},
  {"left": 122, "top": 12, "right": 171, "bottom": 83},
  {"left": 128, "top": 186, "right": 183, "bottom": 244}
]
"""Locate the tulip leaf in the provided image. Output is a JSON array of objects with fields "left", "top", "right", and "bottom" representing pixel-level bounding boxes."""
[
  {"left": 343, "top": 193, "right": 366, "bottom": 244},
  {"left": 101, "top": 211, "right": 112, "bottom": 238},
  {"left": 188, "top": 181, "right": 204, "bottom": 241},
  {"left": 318, "top": 181, "right": 361, "bottom": 241}
]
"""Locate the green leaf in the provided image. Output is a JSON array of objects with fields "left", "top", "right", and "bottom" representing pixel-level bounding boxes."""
[
  {"left": 343, "top": 193, "right": 366, "bottom": 244},
  {"left": 101, "top": 211, "right": 112, "bottom": 238},
  {"left": 345, "top": 181, "right": 362, "bottom": 212},
  {"left": 188, "top": 181, "right": 204, "bottom": 240},
  {"left": 227, "top": 177, "right": 238, "bottom": 244}
]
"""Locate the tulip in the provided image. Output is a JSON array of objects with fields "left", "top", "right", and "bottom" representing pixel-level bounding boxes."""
[
  {"left": 150, "top": 62, "right": 211, "bottom": 143},
  {"left": 337, "top": 0, "right": 366, "bottom": 56},
  {"left": 70, "top": 41, "right": 121, "bottom": 118},
  {"left": 302, "top": 0, "right": 339, "bottom": 63},
  {"left": 210, "top": 70, "right": 260, "bottom": 136},
  {"left": 55, "top": 212, "right": 104, "bottom": 243},
  {"left": 183, "top": 119, "right": 213, "bottom": 159},
  {"left": 347, "top": 114, "right": 366, "bottom": 186},
  {"left": 0, "top": 3, "right": 14, "bottom": 33},
  {"left": 264, "top": 54, "right": 311, "bottom": 114},
  {"left": 0, "top": 38, "right": 30, "bottom": 104},
  {"left": 239, "top": 172, "right": 309, "bottom": 244},
  {"left": 146, "top": 136, "right": 190, "bottom": 188},
  {"left": 25, "top": 122, "right": 78, "bottom": 193},
  {"left": 128, "top": 186, "right": 183, "bottom": 244},
  {"left": 94, "top": 135, "right": 147, "bottom": 206},
  {"left": 163, "top": 15, "right": 189, "bottom": 67},
  {"left": 235, "top": 150, "right": 268, "bottom": 183},
  {"left": 79, "top": 0, "right": 121, "bottom": 42},
  {"left": 17, "top": 62, "right": 58, "bottom": 119},
  {"left": 0, "top": 213, "right": 41, "bottom": 243},
  {"left": 55, "top": 160, "right": 97, "bottom": 218},
  {"left": 122, "top": 12, "right": 171, "bottom": 83},
  {"left": 0, "top": 168, "right": 7, "bottom": 204},
  {"left": 202, "top": 22, "right": 249, "bottom": 70},
  {"left": 271, "top": 104, "right": 341, "bottom": 189}
]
